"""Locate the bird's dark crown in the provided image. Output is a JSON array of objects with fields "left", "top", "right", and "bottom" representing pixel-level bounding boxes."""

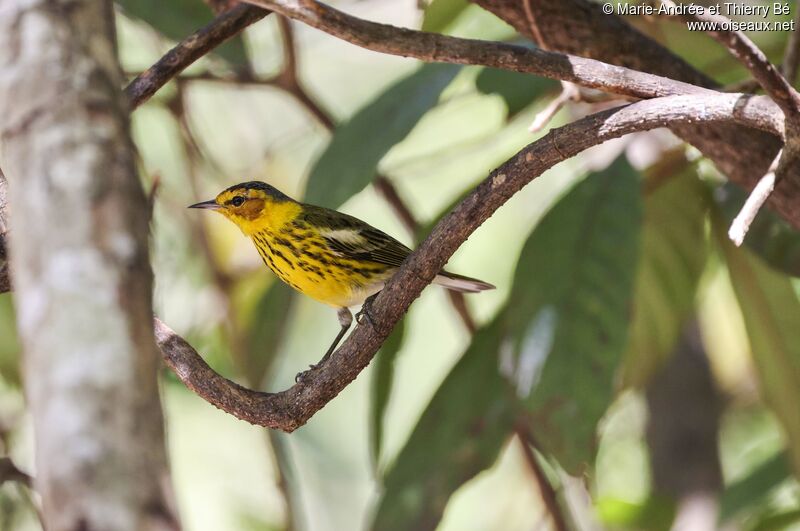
[{"left": 224, "top": 181, "right": 292, "bottom": 202}]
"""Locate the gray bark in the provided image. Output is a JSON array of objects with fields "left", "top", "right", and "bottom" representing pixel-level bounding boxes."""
[{"left": 0, "top": 1, "right": 177, "bottom": 530}]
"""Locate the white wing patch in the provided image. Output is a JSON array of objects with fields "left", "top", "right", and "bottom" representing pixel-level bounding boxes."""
[{"left": 320, "top": 228, "right": 367, "bottom": 245}]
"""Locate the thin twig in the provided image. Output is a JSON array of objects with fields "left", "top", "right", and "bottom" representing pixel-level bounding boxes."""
[
  {"left": 783, "top": 7, "right": 800, "bottom": 85},
  {"left": 529, "top": 81, "right": 580, "bottom": 132},
  {"left": 373, "top": 177, "right": 418, "bottom": 235},
  {"left": 521, "top": 0, "right": 545, "bottom": 49},
  {"left": 515, "top": 425, "right": 568, "bottom": 531},
  {"left": 150, "top": 70, "right": 279, "bottom": 86},
  {"left": 728, "top": 151, "right": 781, "bottom": 246},
  {"left": 124, "top": 4, "right": 270, "bottom": 108}
]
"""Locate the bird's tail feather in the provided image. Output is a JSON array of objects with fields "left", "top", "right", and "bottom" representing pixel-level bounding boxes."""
[{"left": 433, "top": 271, "right": 495, "bottom": 293}]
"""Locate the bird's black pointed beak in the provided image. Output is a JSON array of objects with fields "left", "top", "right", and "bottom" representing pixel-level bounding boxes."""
[{"left": 188, "top": 199, "right": 220, "bottom": 210}]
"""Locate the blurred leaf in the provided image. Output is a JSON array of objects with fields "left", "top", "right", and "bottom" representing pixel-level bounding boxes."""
[
  {"left": 421, "top": 0, "right": 469, "bottom": 33},
  {"left": 370, "top": 319, "right": 407, "bottom": 469},
  {"left": 715, "top": 182, "right": 800, "bottom": 277},
  {"left": 371, "top": 317, "right": 516, "bottom": 531},
  {"left": 245, "top": 281, "right": 295, "bottom": 388},
  {"left": 475, "top": 67, "right": 557, "bottom": 116},
  {"left": 305, "top": 63, "right": 461, "bottom": 208},
  {"left": 0, "top": 296, "right": 20, "bottom": 388},
  {"left": 720, "top": 451, "right": 791, "bottom": 522},
  {"left": 595, "top": 495, "right": 675, "bottom": 531},
  {"left": 116, "top": 0, "right": 250, "bottom": 66},
  {"left": 751, "top": 509, "right": 800, "bottom": 531},
  {"left": 716, "top": 218, "right": 800, "bottom": 478},
  {"left": 623, "top": 156, "right": 709, "bottom": 387},
  {"left": 505, "top": 156, "right": 641, "bottom": 472}
]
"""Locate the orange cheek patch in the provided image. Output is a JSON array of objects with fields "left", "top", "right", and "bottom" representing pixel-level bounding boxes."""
[{"left": 238, "top": 198, "right": 265, "bottom": 221}]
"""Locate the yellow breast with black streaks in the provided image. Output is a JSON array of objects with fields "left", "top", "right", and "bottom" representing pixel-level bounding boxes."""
[{"left": 243, "top": 207, "right": 394, "bottom": 308}]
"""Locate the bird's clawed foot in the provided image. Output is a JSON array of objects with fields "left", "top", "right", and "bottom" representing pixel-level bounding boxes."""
[
  {"left": 356, "top": 293, "right": 379, "bottom": 326},
  {"left": 294, "top": 364, "right": 317, "bottom": 383}
]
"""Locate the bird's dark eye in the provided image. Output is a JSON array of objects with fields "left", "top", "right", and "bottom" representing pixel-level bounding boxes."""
[{"left": 231, "top": 196, "right": 245, "bottom": 207}]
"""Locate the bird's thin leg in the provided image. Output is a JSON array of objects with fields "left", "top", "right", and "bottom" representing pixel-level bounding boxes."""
[{"left": 295, "top": 308, "right": 352, "bottom": 383}]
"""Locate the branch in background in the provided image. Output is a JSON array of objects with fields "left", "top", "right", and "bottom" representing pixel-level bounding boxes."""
[
  {"left": 470, "top": 0, "right": 795, "bottom": 238},
  {"left": 782, "top": 6, "right": 800, "bottom": 85},
  {"left": 663, "top": 1, "right": 800, "bottom": 121},
  {"left": 474, "top": 0, "right": 713, "bottom": 86},
  {"left": 515, "top": 425, "right": 569, "bottom": 531},
  {"left": 647, "top": 320, "right": 722, "bottom": 529},
  {"left": 661, "top": 1, "right": 800, "bottom": 244},
  {"left": 124, "top": 4, "right": 269, "bottom": 108},
  {"left": 240, "top": 0, "right": 716, "bottom": 102},
  {"left": 152, "top": 93, "right": 782, "bottom": 431}
]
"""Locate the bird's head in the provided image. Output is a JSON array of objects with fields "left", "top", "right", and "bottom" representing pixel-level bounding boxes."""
[{"left": 189, "top": 181, "right": 297, "bottom": 233}]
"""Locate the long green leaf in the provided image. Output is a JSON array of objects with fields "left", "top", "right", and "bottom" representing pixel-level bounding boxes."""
[
  {"left": 506, "top": 156, "right": 641, "bottom": 472},
  {"left": 623, "top": 157, "right": 709, "bottom": 387},
  {"left": 371, "top": 317, "right": 516, "bottom": 531},
  {"left": 370, "top": 319, "right": 407, "bottom": 470},
  {"left": 117, "top": 0, "right": 250, "bottom": 66},
  {"left": 716, "top": 218, "right": 800, "bottom": 479},
  {"left": 304, "top": 63, "right": 461, "bottom": 208}
]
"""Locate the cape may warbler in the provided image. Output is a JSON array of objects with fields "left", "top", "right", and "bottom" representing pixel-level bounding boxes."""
[{"left": 190, "top": 181, "right": 494, "bottom": 376}]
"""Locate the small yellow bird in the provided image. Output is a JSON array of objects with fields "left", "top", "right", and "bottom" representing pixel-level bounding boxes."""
[{"left": 190, "top": 181, "right": 494, "bottom": 374}]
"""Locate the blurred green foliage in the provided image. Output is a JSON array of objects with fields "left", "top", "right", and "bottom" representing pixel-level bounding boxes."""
[
  {"left": 304, "top": 63, "right": 461, "bottom": 208},
  {"left": 623, "top": 156, "right": 709, "bottom": 387},
  {"left": 505, "top": 156, "right": 640, "bottom": 472}
]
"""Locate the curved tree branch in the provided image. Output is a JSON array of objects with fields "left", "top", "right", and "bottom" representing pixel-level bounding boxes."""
[
  {"left": 152, "top": 93, "right": 781, "bottom": 431},
  {"left": 124, "top": 4, "right": 270, "bottom": 108}
]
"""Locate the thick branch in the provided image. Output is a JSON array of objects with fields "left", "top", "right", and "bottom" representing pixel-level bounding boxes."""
[
  {"left": 150, "top": 93, "right": 781, "bottom": 431},
  {"left": 124, "top": 4, "right": 269, "bottom": 108}
]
